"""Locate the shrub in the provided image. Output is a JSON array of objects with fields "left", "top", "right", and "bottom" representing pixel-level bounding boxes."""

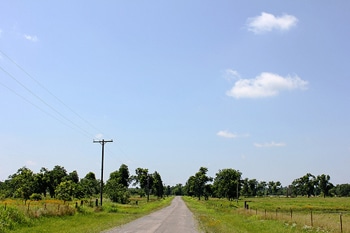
[
  {"left": 30, "top": 193, "right": 42, "bottom": 201},
  {"left": 0, "top": 207, "right": 30, "bottom": 232}
]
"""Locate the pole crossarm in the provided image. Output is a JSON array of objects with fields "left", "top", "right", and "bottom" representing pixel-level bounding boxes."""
[{"left": 93, "top": 139, "right": 113, "bottom": 206}]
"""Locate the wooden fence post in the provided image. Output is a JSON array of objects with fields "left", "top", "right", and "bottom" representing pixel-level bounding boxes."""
[
  {"left": 340, "top": 213, "right": 343, "bottom": 233},
  {"left": 310, "top": 211, "right": 313, "bottom": 227}
]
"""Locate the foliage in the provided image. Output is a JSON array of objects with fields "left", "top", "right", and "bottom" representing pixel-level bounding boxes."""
[
  {"left": 55, "top": 180, "right": 77, "bottom": 201},
  {"left": 29, "top": 193, "right": 42, "bottom": 201},
  {"left": 105, "top": 164, "right": 131, "bottom": 204},
  {"left": 213, "top": 168, "right": 241, "bottom": 200},
  {"left": 185, "top": 167, "right": 213, "bottom": 200},
  {"left": 0, "top": 206, "right": 30, "bottom": 232},
  {"left": 105, "top": 180, "right": 130, "bottom": 204},
  {"left": 152, "top": 171, "right": 164, "bottom": 198}
]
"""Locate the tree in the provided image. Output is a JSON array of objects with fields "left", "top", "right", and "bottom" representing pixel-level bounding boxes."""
[
  {"left": 152, "top": 171, "right": 164, "bottom": 198},
  {"left": 80, "top": 172, "right": 99, "bottom": 198},
  {"left": 9, "top": 167, "right": 36, "bottom": 201},
  {"left": 66, "top": 170, "right": 79, "bottom": 183},
  {"left": 105, "top": 165, "right": 131, "bottom": 204},
  {"left": 105, "top": 178, "right": 130, "bottom": 204},
  {"left": 172, "top": 184, "right": 184, "bottom": 196},
  {"left": 45, "top": 166, "right": 68, "bottom": 198},
  {"left": 188, "top": 167, "right": 212, "bottom": 200},
  {"left": 134, "top": 168, "right": 152, "bottom": 200},
  {"left": 213, "top": 168, "right": 241, "bottom": 200},
  {"left": 118, "top": 164, "right": 131, "bottom": 187},
  {"left": 292, "top": 173, "right": 316, "bottom": 197},
  {"left": 317, "top": 174, "right": 333, "bottom": 198},
  {"left": 55, "top": 180, "right": 77, "bottom": 201}
]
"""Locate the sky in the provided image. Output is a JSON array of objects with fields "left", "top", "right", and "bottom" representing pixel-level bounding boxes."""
[{"left": 1, "top": 1, "right": 350, "bottom": 186}]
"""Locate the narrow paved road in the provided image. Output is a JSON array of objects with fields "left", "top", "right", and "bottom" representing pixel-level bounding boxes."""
[{"left": 103, "top": 196, "right": 200, "bottom": 233}]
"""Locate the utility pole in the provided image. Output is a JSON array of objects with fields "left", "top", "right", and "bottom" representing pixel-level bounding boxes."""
[{"left": 93, "top": 139, "right": 113, "bottom": 206}]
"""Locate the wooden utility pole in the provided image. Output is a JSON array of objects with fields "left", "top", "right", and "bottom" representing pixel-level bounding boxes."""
[{"left": 93, "top": 139, "right": 113, "bottom": 206}]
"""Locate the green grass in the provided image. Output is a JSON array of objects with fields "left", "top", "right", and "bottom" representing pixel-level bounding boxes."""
[
  {"left": 1, "top": 196, "right": 174, "bottom": 233},
  {"left": 183, "top": 196, "right": 349, "bottom": 233}
]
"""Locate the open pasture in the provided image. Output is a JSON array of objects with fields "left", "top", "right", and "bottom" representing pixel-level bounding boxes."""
[{"left": 183, "top": 196, "right": 350, "bottom": 233}]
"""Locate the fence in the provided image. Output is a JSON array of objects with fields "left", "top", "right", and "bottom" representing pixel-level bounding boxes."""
[{"left": 243, "top": 204, "right": 349, "bottom": 233}]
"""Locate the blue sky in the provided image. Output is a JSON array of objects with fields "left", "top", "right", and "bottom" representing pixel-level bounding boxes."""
[{"left": 1, "top": 1, "right": 349, "bottom": 186}]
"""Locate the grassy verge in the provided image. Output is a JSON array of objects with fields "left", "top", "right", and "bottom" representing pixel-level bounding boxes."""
[
  {"left": 1, "top": 196, "right": 174, "bottom": 233},
  {"left": 183, "top": 196, "right": 342, "bottom": 233}
]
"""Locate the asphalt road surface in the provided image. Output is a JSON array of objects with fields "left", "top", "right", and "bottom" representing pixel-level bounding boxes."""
[{"left": 103, "top": 196, "right": 200, "bottom": 233}]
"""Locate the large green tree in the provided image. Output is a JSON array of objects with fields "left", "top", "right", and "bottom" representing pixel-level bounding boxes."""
[
  {"left": 317, "top": 174, "right": 333, "bottom": 198},
  {"left": 152, "top": 171, "right": 164, "bottom": 198},
  {"left": 9, "top": 167, "right": 36, "bottom": 201},
  {"left": 105, "top": 164, "right": 131, "bottom": 203},
  {"left": 213, "top": 168, "right": 241, "bottom": 200},
  {"left": 80, "top": 172, "right": 99, "bottom": 198},
  {"left": 187, "top": 167, "right": 212, "bottom": 200}
]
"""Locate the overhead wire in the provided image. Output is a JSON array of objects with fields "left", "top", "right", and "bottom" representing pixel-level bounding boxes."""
[
  {"left": 0, "top": 65, "right": 92, "bottom": 138},
  {"left": 0, "top": 79, "right": 91, "bottom": 138},
  {"left": 0, "top": 50, "right": 105, "bottom": 136},
  {"left": 0, "top": 50, "right": 131, "bottom": 164}
]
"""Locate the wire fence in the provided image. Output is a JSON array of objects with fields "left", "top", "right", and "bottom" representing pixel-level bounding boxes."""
[{"left": 243, "top": 204, "right": 350, "bottom": 233}]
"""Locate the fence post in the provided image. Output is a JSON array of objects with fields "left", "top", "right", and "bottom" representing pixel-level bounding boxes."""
[
  {"left": 340, "top": 213, "right": 343, "bottom": 233},
  {"left": 265, "top": 209, "right": 267, "bottom": 219},
  {"left": 290, "top": 208, "right": 292, "bottom": 221},
  {"left": 310, "top": 211, "right": 313, "bottom": 227}
]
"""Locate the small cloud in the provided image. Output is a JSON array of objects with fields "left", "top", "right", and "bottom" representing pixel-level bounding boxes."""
[
  {"left": 226, "top": 72, "right": 308, "bottom": 99},
  {"left": 217, "top": 130, "right": 237, "bottom": 138},
  {"left": 247, "top": 12, "right": 298, "bottom": 34},
  {"left": 254, "top": 141, "right": 286, "bottom": 148},
  {"left": 24, "top": 34, "right": 38, "bottom": 42},
  {"left": 217, "top": 130, "right": 249, "bottom": 139},
  {"left": 224, "top": 69, "right": 241, "bottom": 81}
]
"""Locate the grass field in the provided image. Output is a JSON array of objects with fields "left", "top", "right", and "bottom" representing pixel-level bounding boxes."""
[
  {"left": 183, "top": 196, "right": 350, "bottom": 233},
  {"left": 0, "top": 196, "right": 174, "bottom": 233}
]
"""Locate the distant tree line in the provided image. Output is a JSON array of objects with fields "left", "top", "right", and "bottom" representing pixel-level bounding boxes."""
[
  {"left": 2, "top": 165, "right": 350, "bottom": 203},
  {"left": 167, "top": 167, "right": 350, "bottom": 199},
  {"left": 0, "top": 164, "right": 164, "bottom": 204}
]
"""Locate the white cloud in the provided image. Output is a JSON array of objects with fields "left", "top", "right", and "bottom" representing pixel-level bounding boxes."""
[
  {"left": 254, "top": 141, "right": 286, "bottom": 148},
  {"left": 217, "top": 130, "right": 249, "bottom": 139},
  {"left": 224, "top": 69, "right": 241, "bottom": 80},
  {"left": 226, "top": 72, "right": 308, "bottom": 99},
  {"left": 217, "top": 130, "right": 237, "bottom": 138},
  {"left": 247, "top": 12, "right": 298, "bottom": 34},
  {"left": 24, "top": 34, "right": 38, "bottom": 42}
]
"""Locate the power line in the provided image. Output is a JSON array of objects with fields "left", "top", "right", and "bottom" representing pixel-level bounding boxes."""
[
  {"left": 0, "top": 79, "right": 90, "bottom": 138},
  {"left": 0, "top": 50, "right": 105, "bottom": 135},
  {"left": 0, "top": 65, "right": 92, "bottom": 138}
]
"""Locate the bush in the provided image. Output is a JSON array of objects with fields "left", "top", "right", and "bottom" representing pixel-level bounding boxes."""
[
  {"left": 0, "top": 207, "right": 30, "bottom": 232},
  {"left": 30, "top": 193, "right": 42, "bottom": 201}
]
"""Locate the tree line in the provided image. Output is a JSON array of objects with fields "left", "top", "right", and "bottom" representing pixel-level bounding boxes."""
[
  {"left": 0, "top": 164, "right": 164, "bottom": 204},
  {"left": 180, "top": 167, "right": 350, "bottom": 200},
  {"left": 1, "top": 165, "right": 350, "bottom": 204}
]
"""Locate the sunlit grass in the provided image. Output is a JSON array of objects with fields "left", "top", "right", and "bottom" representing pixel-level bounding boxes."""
[
  {"left": 183, "top": 196, "right": 349, "bottom": 233},
  {"left": 0, "top": 196, "right": 174, "bottom": 233}
]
